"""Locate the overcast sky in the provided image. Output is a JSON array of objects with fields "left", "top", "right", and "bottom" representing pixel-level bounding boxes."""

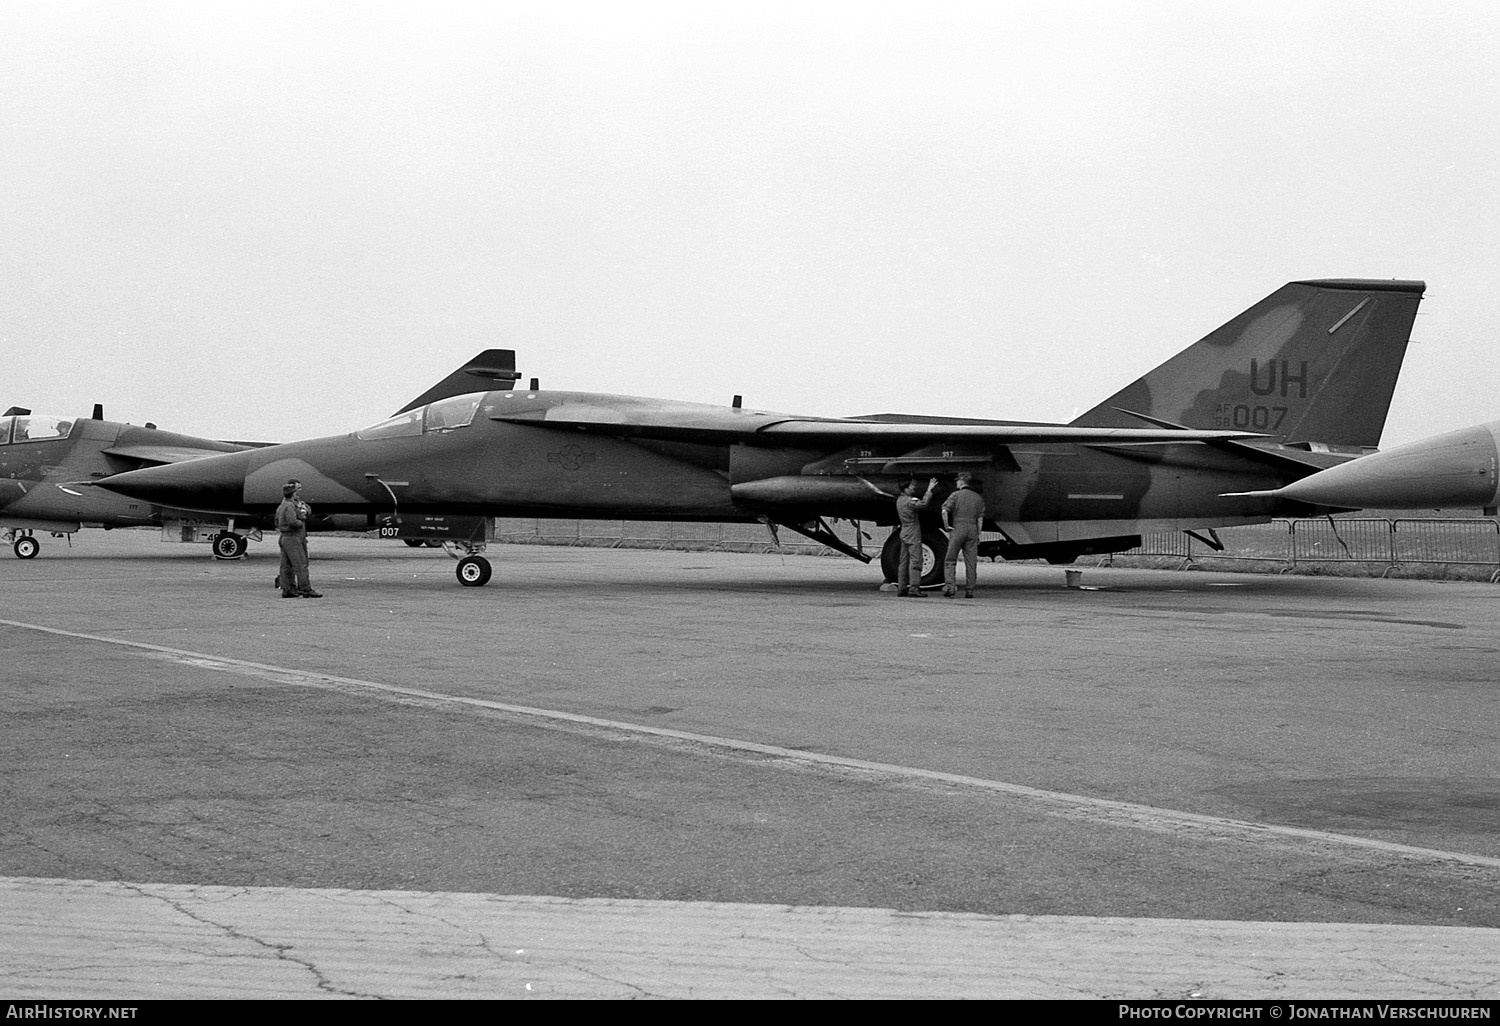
[{"left": 3, "top": 0, "right": 1496, "bottom": 445}]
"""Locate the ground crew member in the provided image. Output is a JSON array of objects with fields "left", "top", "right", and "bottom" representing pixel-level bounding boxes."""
[
  {"left": 942, "top": 472, "right": 986, "bottom": 598},
  {"left": 895, "top": 477, "right": 938, "bottom": 597},
  {"left": 275, "top": 480, "right": 322, "bottom": 598}
]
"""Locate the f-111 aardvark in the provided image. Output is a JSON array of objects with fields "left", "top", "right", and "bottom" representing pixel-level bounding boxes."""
[{"left": 99, "top": 279, "right": 1425, "bottom": 587}]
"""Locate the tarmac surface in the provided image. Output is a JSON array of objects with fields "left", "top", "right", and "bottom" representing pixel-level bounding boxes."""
[{"left": 3, "top": 530, "right": 1499, "bottom": 999}]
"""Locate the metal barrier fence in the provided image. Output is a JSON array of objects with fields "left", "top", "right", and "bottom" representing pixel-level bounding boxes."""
[
  {"left": 496, "top": 516, "right": 1500, "bottom": 578},
  {"left": 1108, "top": 518, "right": 1500, "bottom": 578},
  {"left": 1392, "top": 518, "right": 1500, "bottom": 565}
]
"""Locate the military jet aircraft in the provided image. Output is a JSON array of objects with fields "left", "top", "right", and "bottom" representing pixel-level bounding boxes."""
[
  {"left": 98, "top": 279, "right": 1425, "bottom": 587},
  {"left": 2, "top": 350, "right": 519, "bottom": 559},
  {"left": 1233, "top": 418, "right": 1500, "bottom": 513},
  {"left": 0, "top": 406, "right": 258, "bottom": 559}
]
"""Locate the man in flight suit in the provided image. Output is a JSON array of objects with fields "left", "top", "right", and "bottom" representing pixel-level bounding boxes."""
[
  {"left": 275, "top": 480, "right": 322, "bottom": 598},
  {"left": 941, "top": 472, "right": 986, "bottom": 598},
  {"left": 895, "top": 477, "right": 938, "bottom": 597}
]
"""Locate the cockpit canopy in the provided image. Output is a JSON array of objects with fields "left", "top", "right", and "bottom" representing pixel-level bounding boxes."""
[
  {"left": 355, "top": 393, "right": 485, "bottom": 440},
  {"left": 0, "top": 414, "right": 74, "bottom": 445}
]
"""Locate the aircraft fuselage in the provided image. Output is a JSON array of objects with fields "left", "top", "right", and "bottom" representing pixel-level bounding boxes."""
[{"left": 101, "top": 389, "right": 1327, "bottom": 553}]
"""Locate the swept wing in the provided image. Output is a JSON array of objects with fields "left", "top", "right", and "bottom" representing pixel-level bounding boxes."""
[{"left": 494, "top": 402, "right": 1261, "bottom": 447}]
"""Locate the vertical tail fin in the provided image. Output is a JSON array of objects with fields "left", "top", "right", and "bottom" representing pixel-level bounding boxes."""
[{"left": 1070, "top": 279, "right": 1424, "bottom": 448}]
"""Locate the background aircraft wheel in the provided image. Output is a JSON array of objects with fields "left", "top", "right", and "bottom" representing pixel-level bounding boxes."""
[
  {"left": 14, "top": 535, "right": 40, "bottom": 559},
  {"left": 878, "top": 529, "right": 948, "bottom": 588},
  {"left": 403, "top": 538, "right": 425, "bottom": 548},
  {"left": 212, "top": 532, "right": 247, "bottom": 559},
  {"left": 456, "top": 555, "right": 492, "bottom": 587}
]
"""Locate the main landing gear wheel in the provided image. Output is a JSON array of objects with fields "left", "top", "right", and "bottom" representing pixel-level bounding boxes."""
[
  {"left": 879, "top": 529, "right": 948, "bottom": 589},
  {"left": 212, "top": 532, "right": 248, "bottom": 559},
  {"left": 13, "top": 535, "right": 39, "bottom": 559},
  {"left": 456, "top": 555, "right": 492, "bottom": 587},
  {"left": 404, "top": 538, "right": 425, "bottom": 548}
]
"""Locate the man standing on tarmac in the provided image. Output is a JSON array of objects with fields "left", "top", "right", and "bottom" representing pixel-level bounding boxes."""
[
  {"left": 275, "top": 479, "right": 322, "bottom": 599},
  {"left": 896, "top": 477, "right": 938, "bottom": 597},
  {"left": 942, "top": 472, "right": 985, "bottom": 598}
]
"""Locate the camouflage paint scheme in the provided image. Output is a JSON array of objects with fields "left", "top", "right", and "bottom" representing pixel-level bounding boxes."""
[
  {"left": 2, "top": 350, "right": 520, "bottom": 559},
  {"left": 0, "top": 410, "right": 259, "bottom": 558},
  {"left": 99, "top": 280, "right": 1425, "bottom": 583}
]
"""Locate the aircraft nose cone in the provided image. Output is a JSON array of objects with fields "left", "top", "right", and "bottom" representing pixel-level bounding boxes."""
[
  {"left": 1279, "top": 422, "right": 1500, "bottom": 509},
  {"left": 98, "top": 451, "right": 254, "bottom": 513}
]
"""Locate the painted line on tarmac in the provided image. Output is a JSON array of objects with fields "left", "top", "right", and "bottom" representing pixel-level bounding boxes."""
[{"left": 8, "top": 617, "right": 1500, "bottom": 872}]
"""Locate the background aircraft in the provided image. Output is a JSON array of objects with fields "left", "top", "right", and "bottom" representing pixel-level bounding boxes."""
[
  {"left": 1236, "top": 418, "right": 1500, "bottom": 513},
  {"left": 98, "top": 279, "right": 1425, "bottom": 587},
  {"left": 2, "top": 350, "right": 518, "bottom": 559},
  {"left": 0, "top": 406, "right": 255, "bottom": 559}
]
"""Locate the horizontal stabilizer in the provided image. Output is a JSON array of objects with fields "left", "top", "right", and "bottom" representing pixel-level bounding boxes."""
[{"left": 1108, "top": 405, "right": 1345, "bottom": 474}]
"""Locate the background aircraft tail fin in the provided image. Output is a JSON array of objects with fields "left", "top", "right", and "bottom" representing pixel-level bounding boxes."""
[
  {"left": 395, "top": 349, "right": 521, "bottom": 414},
  {"left": 1069, "top": 279, "right": 1425, "bottom": 448}
]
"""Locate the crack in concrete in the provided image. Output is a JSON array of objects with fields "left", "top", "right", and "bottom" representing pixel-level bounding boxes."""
[{"left": 120, "top": 881, "right": 379, "bottom": 999}]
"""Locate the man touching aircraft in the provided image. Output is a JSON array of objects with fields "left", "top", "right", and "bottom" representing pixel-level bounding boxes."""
[{"left": 897, "top": 477, "right": 938, "bottom": 597}]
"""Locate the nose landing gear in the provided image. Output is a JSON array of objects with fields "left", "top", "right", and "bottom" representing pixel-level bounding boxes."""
[{"left": 455, "top": 553, "right": 492, "bottom": 587}]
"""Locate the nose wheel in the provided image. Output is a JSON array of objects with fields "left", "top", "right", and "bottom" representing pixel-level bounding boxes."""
[
  {"left": 12, "top": 534, "right": 40, "bottom": 559},
  {"left": 455, "top": 555, "right": 492, "bottom": 587}
]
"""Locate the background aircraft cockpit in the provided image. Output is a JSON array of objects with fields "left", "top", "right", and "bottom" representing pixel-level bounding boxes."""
[
  {"left": 355, "top": 393, "right": 485, "bottom": 440},
  {"left": 1, "top": 415, "right": 75, "bottom": 444}
]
